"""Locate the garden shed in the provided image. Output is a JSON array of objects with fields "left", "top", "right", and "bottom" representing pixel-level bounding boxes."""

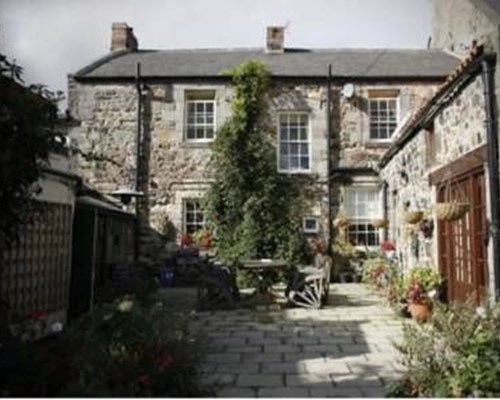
[{"left": 68, "top": 194, "right": 135, "bottom": 320}]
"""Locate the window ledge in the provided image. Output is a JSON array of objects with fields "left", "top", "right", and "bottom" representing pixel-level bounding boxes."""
[
  {"left": 365, "top": 141, "right": 392, "bottom": 149},
  {"left": 182, "top": 141, "right": 214, "bottom": 149}
]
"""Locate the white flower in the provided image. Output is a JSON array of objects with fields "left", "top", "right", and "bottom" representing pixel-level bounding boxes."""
[
  {"left": 476, "top": 307, "right": 486, "bottom": 318},
  {"left": 427, "top": 289, "right": 437, "bottom": 299},
  {"left": 51, "top": 322, "right": 63, "bottom": 332},
  {"left": 117, "top": 300, "right": 134, "bottom": 312}
]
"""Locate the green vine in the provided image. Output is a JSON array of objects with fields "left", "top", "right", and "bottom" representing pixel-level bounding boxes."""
[{"left": 204, "top": 60, "right": 308, "bottom": 264}]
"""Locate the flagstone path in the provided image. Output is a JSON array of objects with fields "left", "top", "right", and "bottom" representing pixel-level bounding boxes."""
[{"left": 187, "top": 283, "right": 407, "bottom": 398}]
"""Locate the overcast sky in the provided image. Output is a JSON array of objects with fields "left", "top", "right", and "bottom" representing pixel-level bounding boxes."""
[{"left": 0, "top": 0, "right": 432, "bottom": 110}]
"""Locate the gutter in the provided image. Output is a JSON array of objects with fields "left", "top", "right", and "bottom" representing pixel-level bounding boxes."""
[{"left": 481, "top": 55, "right": 500, "bottom": 301}]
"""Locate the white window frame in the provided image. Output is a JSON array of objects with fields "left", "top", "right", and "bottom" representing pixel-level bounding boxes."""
[
  {"left": 303, "top": 217, "right": 320, "bottom": 234},
  {"left": 344, "top": 186, "right": 383, "bottom": 248},
  {"left": 368, "top": 96, "right": 399, "bottom": 142},
  {"left": 277, "top": 112, "right": 312, "bottom": 174},
  {"left": 184, "top": 95, "right": 216, "bottom": 143},
  {"left": 183, "top": 199, "right": 205, "bottom": 234}
]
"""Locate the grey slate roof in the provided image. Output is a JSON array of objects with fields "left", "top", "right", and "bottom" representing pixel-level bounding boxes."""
[{"left": 74, "top": 48, "right": 459, "bottom": 80}]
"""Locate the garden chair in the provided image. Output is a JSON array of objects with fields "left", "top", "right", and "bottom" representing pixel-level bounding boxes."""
[
  {"left": 286, "top": 253, "right": 332, "bottom": 309},
  {"left": 196, "top": 259, "right": 240, "bottom": 310}
]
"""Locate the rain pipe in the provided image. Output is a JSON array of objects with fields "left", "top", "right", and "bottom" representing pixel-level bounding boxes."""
[
  {"left": 134, "top": 61, "right": 142, "bottom": 260},
  {"left": 327, "top": 64, "right": 333, "bottom": 255},
  {"left": 481, "top": 55, "right": 500, "bottom": 300}
]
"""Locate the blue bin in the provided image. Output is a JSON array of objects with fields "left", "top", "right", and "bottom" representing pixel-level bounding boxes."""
[{"left": 160, "top": 266, "right": 175, "bottom": 287}]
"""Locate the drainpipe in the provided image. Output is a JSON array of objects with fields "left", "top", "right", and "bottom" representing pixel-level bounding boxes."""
[
  {"left": 481, "top": 56, "right": 500, "bottom": 301},
  {"left": 134, "top": 62, "right": 142, "bottom": 260},
  {"left": 327, "top": 64, "right": 333, "bottom": 255},
  {"left": 382, "top": 181, "right": 389, "bottom": 241}
]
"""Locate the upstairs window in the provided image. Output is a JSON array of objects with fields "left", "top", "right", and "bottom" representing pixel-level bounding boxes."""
[
  {"left": 368, "top": 90, "right": 399, "bottom": 141},
  {"left": 183, "top": 199, "right": 205, "bottom": 234},
  {"left": 278, "top": 113, "right": 311, "bottom": 173},
  {"left": 185, "top": 90, "right": 216, "bottom": 141},
  {"left": 345, "top": 187, "right": 381, "bottom": 247}
]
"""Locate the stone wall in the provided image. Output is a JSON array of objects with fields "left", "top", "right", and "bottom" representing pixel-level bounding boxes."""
[
  {"left": 431, "top": 0, "right": 498, "bottom": 54},
  {"left": 380, "top": 73, "right": 487, "bottom": 272},
  {"left": 68, "top": 76, "right": 442, "bottom": 266}
]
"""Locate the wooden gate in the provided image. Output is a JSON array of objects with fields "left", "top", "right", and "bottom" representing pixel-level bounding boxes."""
[{"left": 436, "top": 167, "right": 488, "bottom": 304}]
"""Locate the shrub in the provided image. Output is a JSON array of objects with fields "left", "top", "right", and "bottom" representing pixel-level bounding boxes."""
[
  {"left": 0, "top": 295, "right": 214, "bottom": 397},
  {"left": 389, "top": 302, "right": 500, "bottom": 397}
]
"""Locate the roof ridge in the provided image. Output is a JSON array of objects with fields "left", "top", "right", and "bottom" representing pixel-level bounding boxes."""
[{"left": 136, "top": 47, "right": 456, "bottom": 54}]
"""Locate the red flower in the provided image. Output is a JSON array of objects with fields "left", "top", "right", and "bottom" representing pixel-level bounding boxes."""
[
  {"left": 381, "top": 239, "right": 395, "bottom": 252},
  {"left": 180, "top": 234, "right": 193, "bottom": 247}
]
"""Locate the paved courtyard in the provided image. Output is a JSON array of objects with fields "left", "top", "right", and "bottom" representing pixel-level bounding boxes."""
[{"left": 187, "top": 283, "right": 406, "bottom": 397}]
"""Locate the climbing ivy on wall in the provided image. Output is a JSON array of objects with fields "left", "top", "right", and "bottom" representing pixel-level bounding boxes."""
[{"left": 204, "top": 60, "right": 308, "bottom": 263}]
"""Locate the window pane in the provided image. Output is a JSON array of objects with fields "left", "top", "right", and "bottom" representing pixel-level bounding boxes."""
[
  {"left": 206, "top": 102, "right": 214, "bottom": 112},
  {"left": 206, "top": 127, "right": 214, "bottom": 138},
  {"left": 300, "top": 143, "right": 308, "bottom": 155},
  {"left": 280, "top": 127, "right": 288, "bottom": 140},
  {"left": 300, "top": 157, "right": 309, "bottom": 169},
  {"left": 187, "top": 127, "right": 195, "bottom": 139},
  {"left": 290, "top": 143, "right": 299, "bottom": 156},
  {"left": 279, "top": 156, "right": 289, "bottom": 170},
  {"left": 289, "top": 127, "right": 298, "bottom": 140},
  {"left": 290, "top": 156, "right": 299, "bottom": 169},
  {"left": 289, "top": 114, "right": 298, "bottom": 125},
  {"left": 280, "top": 143, "right": 289, "bottom": 156}
]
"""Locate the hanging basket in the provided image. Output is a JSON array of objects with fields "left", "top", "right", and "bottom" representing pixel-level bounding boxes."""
[
  {"left": 405, "top": 210, "right": 424, "bottom": 224},
  {"left": 435, "top": 202, "right": 470, "bottom": 221},
  {"left": 334, "top": 216, "right": 349, "bottom": 228},
  {"left": 372, "top": 218, "right": 389, "bottom": 229}
]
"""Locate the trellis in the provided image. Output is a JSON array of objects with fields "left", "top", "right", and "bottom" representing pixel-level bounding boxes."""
[{"left": 1, "top": 202, "right": 72, "bottom": 317}]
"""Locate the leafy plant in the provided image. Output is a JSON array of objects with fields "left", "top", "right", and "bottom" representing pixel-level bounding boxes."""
[
  {"left": 404, "top": 266, "right": 442, "bottom": 299},
  {"left": 0, "top": 295, "right": 214, "bottom": 397},
  {"left": 204, "top": 60, "right": 307, "bottom": 265},
  {"left": 390, "top": 301, "right": 500, "bottom": 397},
  {"left": 0, "top": 53, "right": 65, "bottom": 247}
]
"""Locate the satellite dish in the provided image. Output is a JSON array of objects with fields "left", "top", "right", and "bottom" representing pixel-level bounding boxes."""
[{"left": 341, "top": 83, "right": 354, "bottom": 99}]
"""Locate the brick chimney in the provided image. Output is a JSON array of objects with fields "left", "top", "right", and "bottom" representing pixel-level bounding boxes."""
[
  {"left": 266, "top": 26, "right": 285, "bottom": 53},
  {"left": 111, "top": 22, "right": 138, "bottom": 52}
]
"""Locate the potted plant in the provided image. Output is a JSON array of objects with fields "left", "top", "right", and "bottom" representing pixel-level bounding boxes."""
[{"left": 404, "top": 266, "right": 442, "bottom": 322}]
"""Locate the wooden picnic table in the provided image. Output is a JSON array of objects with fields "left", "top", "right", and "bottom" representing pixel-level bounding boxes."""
[{"left": 240, "top": 259, "right": 288, "bottom": 304}]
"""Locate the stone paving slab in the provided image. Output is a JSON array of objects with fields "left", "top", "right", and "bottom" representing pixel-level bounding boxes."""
[{"left": 193, "top": 283, "right": 406, "bottom": 397}]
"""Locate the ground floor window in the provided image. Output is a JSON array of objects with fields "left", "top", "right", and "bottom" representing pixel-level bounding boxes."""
[
  {"left": 344, "top": 186, "right": 381, "bottom": 247},
  {"left": 347, "top": 222, "right": 379, "bottom": 247},
  {"left": 183, "top": 199, "right": 205, "bottom": 234}
]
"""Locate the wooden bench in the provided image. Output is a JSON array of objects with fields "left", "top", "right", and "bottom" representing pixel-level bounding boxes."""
[{"left": 287, "top": 254, "right": 331, "bottom": 309}]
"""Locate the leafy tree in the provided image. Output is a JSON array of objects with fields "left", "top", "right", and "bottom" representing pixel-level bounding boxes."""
[
  {"left": 204, "top": 60, "right": 308, "bottom": 263},
  {"left": 0, "top": 53, "right": 64, "bottom": 247}
]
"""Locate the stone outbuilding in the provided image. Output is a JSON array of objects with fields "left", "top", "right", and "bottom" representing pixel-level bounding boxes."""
[{"left": 379, "top": 0, "right": 500, "bottom": 304}]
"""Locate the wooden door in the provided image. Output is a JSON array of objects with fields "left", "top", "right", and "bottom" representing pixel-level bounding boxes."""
[{"left": 437, "top": 167, "right": 487, "bottom": 304}]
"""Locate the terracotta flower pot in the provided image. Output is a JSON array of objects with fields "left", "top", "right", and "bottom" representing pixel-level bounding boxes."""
[{"left": 408, "top": 302, "right": 432, "bottom": 322}]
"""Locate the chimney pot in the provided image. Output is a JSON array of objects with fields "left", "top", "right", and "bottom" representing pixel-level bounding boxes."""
[
  {"left": 111, "top": 22, "right": 138, "bottom": 52},
  {"left": 266, "top": 26, "right": 285, "bottom": 53}
]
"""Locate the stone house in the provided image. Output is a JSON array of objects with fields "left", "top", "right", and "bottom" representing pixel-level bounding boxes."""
[
  {"left": 380, "top": 0, "right": 500, "bottom": 304},
  {"left": 67, "top": 22, "right": 460, "bottom": 269}
]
